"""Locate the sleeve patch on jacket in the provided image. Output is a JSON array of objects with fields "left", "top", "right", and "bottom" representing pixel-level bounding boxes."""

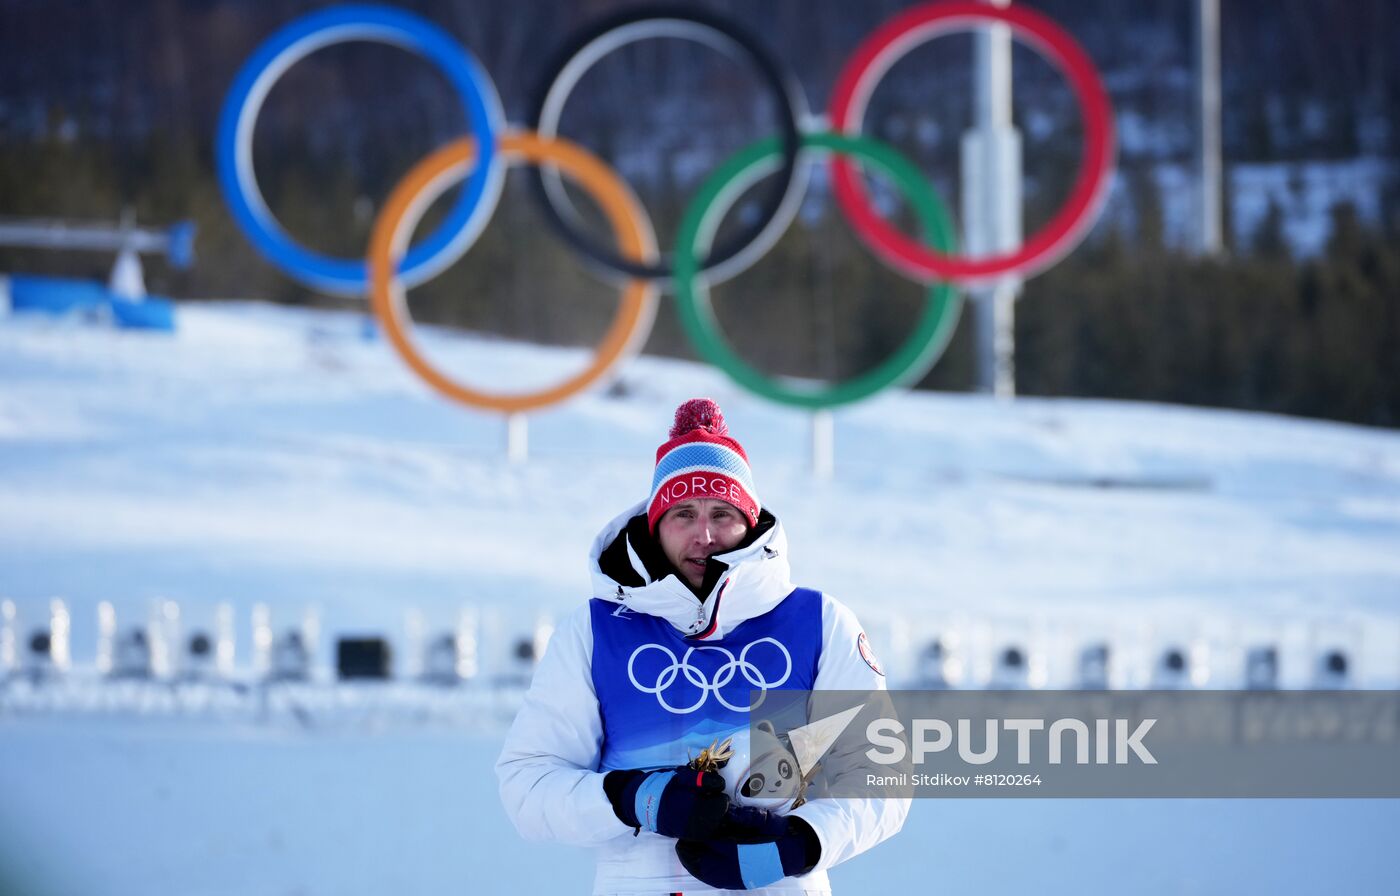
[{"left": 857, "top": 632, "right": 885, "bottom": 677}]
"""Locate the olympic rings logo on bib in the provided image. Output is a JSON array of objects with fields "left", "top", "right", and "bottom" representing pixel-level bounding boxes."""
[
  {"left": 218, "top": 3, "right": 1115, "bottom": 412},
  {"left": 627, "top": 638, "right": 793, "bottom": 714}
]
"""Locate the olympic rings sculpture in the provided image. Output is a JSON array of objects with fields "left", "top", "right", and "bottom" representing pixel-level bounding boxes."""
[
  {"left": 217, "top": 2, "right": 1115, "bottom": 412},
  {"left": 627, "top": 638, "right": 793, "bottom": 714}
]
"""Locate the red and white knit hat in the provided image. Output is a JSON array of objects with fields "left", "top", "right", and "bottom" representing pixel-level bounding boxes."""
[{"left": 647, "top": 398, "right": 760, "bottom": 532}]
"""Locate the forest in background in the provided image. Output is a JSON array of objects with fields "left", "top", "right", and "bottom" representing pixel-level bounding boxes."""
[{"left": 1, "top": 0, "right": 1397, "bottom": 426}]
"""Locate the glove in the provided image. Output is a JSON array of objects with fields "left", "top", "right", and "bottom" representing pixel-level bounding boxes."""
[
  {"left": 676, "top": 816, "right": 822, "bottom": 890},
  {"left": 603, "top": 767, "right": 730, "bottom": 840},
  {"left": 714, "top": 803, "right": 791, "bottom": 843}
]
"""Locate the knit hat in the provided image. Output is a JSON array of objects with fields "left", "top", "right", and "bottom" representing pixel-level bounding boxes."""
[{"left": 647, "top": 398, "right": 760, "bottom": 532}]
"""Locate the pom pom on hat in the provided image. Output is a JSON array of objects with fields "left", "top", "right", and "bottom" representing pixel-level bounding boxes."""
[
  {"left": 671, "top": 398, "right": 729, "bottom": 439},
  {"left": 648, "top": 398, "right": 760, "bottom": 532}
]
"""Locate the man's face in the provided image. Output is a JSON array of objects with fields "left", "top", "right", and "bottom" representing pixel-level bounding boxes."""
[{"left": 656, "top": 498, "right": 749, "bottom": 589}]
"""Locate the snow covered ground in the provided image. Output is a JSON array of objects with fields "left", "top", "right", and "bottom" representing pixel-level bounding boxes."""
[{"left": 2, "top": 300, "right": 1399, "bottom": 894}]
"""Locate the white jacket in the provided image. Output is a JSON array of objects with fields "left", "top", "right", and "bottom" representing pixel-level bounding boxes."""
[{"left": 496, "top": 502, "right": 909, "bottom": 894}]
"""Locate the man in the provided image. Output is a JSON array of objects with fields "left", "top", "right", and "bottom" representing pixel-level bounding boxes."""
[{"left": 497, "top": 398, "right": 907, "bottom": 893}]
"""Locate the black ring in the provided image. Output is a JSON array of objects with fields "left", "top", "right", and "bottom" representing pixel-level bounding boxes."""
[{"left": 526, "top": 4, "right": 803, "bottom": 282}]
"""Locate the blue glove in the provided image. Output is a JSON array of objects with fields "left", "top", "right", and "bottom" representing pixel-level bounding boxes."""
[
  {"left": 603, "top": 767, "right": 730, "bottom": 840},
  {"left": 676, "top": 816, "right": 821, "bottom": 890}
]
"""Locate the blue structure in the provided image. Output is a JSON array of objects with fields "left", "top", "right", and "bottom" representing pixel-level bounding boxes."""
[
  {"left": 0, "top": 215, "right": 193, "bottom": 332},
  {"left": 5, "top": 274, "right": 176, "bottom": 332}
]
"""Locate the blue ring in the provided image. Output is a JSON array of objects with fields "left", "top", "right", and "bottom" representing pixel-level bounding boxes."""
[{"left": 216, "top": 4, "right": 502, "bottom": 296}]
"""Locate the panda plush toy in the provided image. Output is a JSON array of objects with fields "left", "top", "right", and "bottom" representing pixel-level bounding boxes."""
[{"left": 718, "top": 720, "right": 805, "bottom": 812}]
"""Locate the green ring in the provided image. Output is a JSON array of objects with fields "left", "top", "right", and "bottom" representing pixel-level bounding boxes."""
[{"left": 673, "top": 131, "right": 962, "bottom": 409}]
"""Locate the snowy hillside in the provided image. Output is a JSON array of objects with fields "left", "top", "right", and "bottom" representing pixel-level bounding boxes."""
[{"left": 2, "top": 300, "right": 1398, "bottom": 894}]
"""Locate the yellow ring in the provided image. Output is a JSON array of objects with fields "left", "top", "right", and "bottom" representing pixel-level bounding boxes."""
[{"left": 368, "top": 132, "right": 658, "bottom": 413}]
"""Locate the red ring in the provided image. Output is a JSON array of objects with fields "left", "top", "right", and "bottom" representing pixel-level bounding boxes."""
[{"left": 828, "top": 1, "right": 1115, "bottom": 284}]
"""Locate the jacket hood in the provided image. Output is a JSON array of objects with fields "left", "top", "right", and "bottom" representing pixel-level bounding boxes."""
[{"left": 587, "top": 499, "right": 794, "bottom": 640}]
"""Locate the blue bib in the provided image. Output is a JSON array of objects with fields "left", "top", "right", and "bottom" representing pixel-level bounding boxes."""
[{"left": 590, "top": 588, "right": 823, "bottom": 771}]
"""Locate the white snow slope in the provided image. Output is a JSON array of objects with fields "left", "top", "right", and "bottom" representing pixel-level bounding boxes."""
[{"left": 2, "top": 301, "right": 1399, "bottom": 894}]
